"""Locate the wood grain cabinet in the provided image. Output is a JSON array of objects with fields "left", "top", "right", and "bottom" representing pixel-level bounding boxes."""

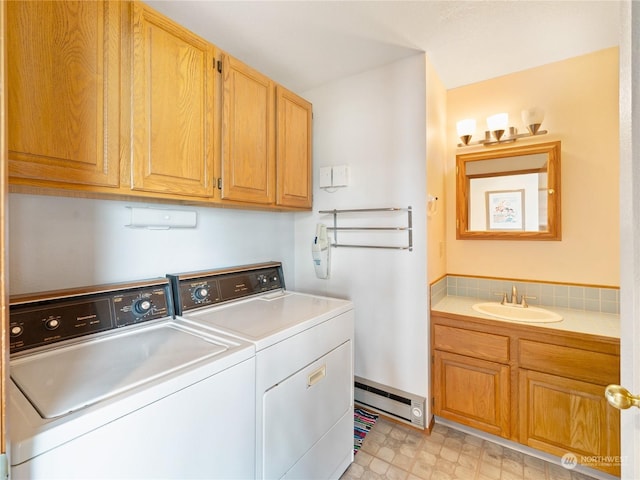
[
  {"left": 432, "top": 324, "right": 511, "bottom": 438},
  {"left": 7, "top": 1, "right": 122, "bottom": 188},
  {"left": 276, "top": 87, "right": 312, "bottom": 209},
  {"left": 518, "top": 340, "right": 620, "bottom": 476},
  {"left": 8, "top": 1, "right": 312, "bottom": 210},
  {"left": 221, "top": 54, "right": 312, "bottom": 208},
  {"left": 221, "top": 54, "right": 275, "bottom": 205},
  {"left": 431, "top": 313, "right": 620, "bottom": 476},
  {"left": 130, "top": 2, "right": 217, "bottom": 198}
]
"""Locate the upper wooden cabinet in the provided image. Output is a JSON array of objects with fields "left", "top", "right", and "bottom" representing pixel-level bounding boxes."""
[
  {"left": 7, "top": 1, "right": 122, "bottom": 188},
  {"left": 221, "top": 54, "right": 275, "bottom": 205},
  {"left": 7, "top": 1, "right": 312, "bottom": 209},
  {"left": 130, "top": 3, "right": 217, "bottom": 198},
  {"left": 276, "top": 87, "right": 312, "bottom": 209},
  {"left": 221, "top": 55, "right": 313, "bottom": 209}
]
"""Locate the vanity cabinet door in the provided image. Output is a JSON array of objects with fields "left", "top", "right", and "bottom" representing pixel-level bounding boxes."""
[
  {"left": 519, "top": 369, "right": 620, "bottom": 476},
  {"left": 221, "top": 54, "right": 275, "bottom": 205},
  {"left": 7, "top": 1, "right": 121, "bottom": 188},
  {"left": 433, "top": 350, "right": 511, "bottom": 438},
  {"left": 131, "top": 2, "right": 216, "bottom": 198}
]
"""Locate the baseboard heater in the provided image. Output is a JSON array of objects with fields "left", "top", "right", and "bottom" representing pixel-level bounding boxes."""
[{"left": 354, "top": 376, "right": 426, "bottom": 429}]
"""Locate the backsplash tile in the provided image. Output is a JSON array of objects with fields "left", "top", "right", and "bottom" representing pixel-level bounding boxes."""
[{"left": 430, "top": 275, "right": 619, "bottom": 315}]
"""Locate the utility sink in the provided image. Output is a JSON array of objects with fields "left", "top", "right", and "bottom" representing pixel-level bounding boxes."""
[{"left": 472, "top": 302, "right": 563, "bottom": 323}]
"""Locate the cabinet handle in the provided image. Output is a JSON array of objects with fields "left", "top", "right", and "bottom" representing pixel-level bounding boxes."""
[
  {"left": 307, "top": 365, "right": 326, "bottom": 388},
  {"left": 605, "top": 384, "right": 640, "bottom": 409}
]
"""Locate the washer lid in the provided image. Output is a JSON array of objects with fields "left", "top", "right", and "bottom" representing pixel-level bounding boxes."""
[
  {"left": 11, "top": 321, "right": 229, "bottom": 419},
  {"left": 182, "top": 291, "right": 353, "bottom": 350}
]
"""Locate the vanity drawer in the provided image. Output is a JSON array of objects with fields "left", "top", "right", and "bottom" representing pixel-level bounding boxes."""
[
  {"left": 434, "top": 324, "right": 509, "bottom": 363},
  {"left": 518, "top": 339, "right": 619, "bottom": 385}
]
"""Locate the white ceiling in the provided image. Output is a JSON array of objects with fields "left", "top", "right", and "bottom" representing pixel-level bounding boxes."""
[{"left": 145, "top": 0, "right": 621, "bottom": 93}]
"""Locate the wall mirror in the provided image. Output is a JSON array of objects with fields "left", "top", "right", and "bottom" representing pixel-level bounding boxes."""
[{"left": 456, "top": 141, "right": 561, "bottom": 240}]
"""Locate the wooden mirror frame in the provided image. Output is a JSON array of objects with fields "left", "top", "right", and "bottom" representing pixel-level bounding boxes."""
[{"left": 456, "top": 141, "right": 561, "bottom": 240}]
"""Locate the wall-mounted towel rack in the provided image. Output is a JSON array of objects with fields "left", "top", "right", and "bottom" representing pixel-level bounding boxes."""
[{"left": 318, "top": 206, "right": 413, "bottom": 251}]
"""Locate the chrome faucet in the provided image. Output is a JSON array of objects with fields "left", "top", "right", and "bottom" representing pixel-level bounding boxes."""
[{"left": 511, "top": 285, "right": 518, "bottom": 305}]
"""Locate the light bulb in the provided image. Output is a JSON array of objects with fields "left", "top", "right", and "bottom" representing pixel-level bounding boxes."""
[
  {"left": 486, "top": 113, "right": 508, "bottom": 132},
  {"left": 456, "top": 119, "right": 476, "bottom": 145},
  {"left": 522, "top": 108, "right": 545, "bottom": 134},
  {"left": 456, "top": 119, "right": 476, "bottom": 137}
]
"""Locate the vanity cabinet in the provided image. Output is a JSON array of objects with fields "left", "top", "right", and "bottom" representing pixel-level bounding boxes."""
[
  {"left": 431, "top": 313, "right": 620, "bottom": 476},
  {"left": 7, "top": 1, "right": 122, "bottom": 189},
  {"left": 220, "top": 55, "right": 313, "bottom": 208},
  {"left": 130, "top": 2, "right": 217, "bottom": 198},
  {"left": 432, "top": 324, "right": 511, "bottom": 438},
  {"left": 518, "top": 340, "right": 620, "bottom": 476}
]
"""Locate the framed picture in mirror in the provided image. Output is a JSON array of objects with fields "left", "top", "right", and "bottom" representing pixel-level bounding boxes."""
[{"left": 485, "top": 189, "right": 524, "bottom": 230}]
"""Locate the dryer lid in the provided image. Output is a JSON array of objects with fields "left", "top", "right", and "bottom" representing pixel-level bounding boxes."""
[{"left": 11, "top": 321, "right": 229, "bottom": 419}]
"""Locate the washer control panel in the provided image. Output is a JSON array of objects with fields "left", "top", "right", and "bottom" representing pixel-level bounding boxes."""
[
  {"left": 113, "top": 288, "right": 170, "bottom": 327},
  {"left": 10, "top": 280, "right": 172, "bottom": 354},
  {"left": 168, "top": 262, "right": 284, "bottom": 315}
]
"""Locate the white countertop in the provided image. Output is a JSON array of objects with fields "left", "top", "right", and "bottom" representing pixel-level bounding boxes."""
[{"left": 431, "top": 296, "right": 620, "bottom": 339}]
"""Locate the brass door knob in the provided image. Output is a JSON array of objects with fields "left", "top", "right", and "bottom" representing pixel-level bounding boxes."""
[{"left": 605, "top": 384, "right": 640, "bottom": 410}]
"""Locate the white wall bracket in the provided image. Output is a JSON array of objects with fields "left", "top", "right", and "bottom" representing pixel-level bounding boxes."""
[{"left": 126, "top": 207, "right": 197, "bottom": 230}]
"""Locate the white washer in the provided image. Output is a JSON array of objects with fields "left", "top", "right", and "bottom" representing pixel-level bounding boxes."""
[
  {"left": 169, "top": 262, "right": 355, "bottom": 480},
  {"left": 8, "top": 279, "right": 256, "bottom": 479}
]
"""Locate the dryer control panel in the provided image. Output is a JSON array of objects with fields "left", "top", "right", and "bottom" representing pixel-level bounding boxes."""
[
  {"left": 9, "top": 280, "right": 172, "bottom": 354},
  {"left": 168, "top": 262, "right": 284, "bottom": 315}
]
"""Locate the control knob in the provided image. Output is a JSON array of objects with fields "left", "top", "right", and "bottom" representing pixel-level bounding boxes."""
[
  {"left": 133, "top": 299, "right": 152, "bottom": 316},
  {"left": 193, "top": 286, "right": 209, "bottom": 301},
  {"left": 45, "top": 318, "right": 60, "bottom": 330},
  {"left": 10, "top": 325, "right": 23, "bottom": 337}
]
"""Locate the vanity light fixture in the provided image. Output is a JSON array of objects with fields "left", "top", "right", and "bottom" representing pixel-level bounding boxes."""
[
  {"left": 486, "top": 113, "right": 508, "bottom": 141},
  {"left": 456, "top": 119, "right": 476, "bottom": 146},
  {"left": 456, "top": 108, "right": 548, "bottom": 148}
]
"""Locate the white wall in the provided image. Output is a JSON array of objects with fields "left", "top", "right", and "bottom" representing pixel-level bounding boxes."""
[
  {"left": 9, "top": 194, "right": 296, "bottom": 294},
  {"left": 294, "top": 54, "right": 428, "bottom": 398}
]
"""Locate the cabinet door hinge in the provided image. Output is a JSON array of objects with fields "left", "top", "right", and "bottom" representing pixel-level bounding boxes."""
[
  {"left": 217, "top": 177, "right": 222, "bottom": 189},
  {"left": 217, "top": 60, "right": 222, "bottom": 73}
]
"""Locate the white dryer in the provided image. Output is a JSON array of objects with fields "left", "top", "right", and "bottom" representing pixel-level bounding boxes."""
[
  {"left": 8, "top": 279, "right": 256, "bottom": 479},
  {"left": 169, "top": 262, "right": 355, "bottom": 480}
]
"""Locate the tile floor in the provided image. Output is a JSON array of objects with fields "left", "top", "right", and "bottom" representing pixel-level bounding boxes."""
[{"left": 341, "top": 416, "right": 603, "bottom": 480}]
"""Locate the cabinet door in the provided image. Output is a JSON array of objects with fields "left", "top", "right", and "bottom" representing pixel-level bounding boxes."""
[
  {"left": 433, "top": 350, "right": 510, "bottom": 438},
  {"left": 7, "top": 1, "right": 121, "bottom": 187},
  {"left": 519, "top": 369, "right": 620, "bottom": 476},
  {"left": 131, "top": 3, "right": 215, "bottom": 197},
  {"left": 276, "top": 87, "right": 312, "bottom": 208},
  {"left": 221, "top": 54, "right": 275, "bottom": 204}
]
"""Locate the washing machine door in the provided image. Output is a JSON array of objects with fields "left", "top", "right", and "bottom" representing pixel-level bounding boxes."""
[{"left": 11, "top": 320, "right": 230, "bottom": 419}]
